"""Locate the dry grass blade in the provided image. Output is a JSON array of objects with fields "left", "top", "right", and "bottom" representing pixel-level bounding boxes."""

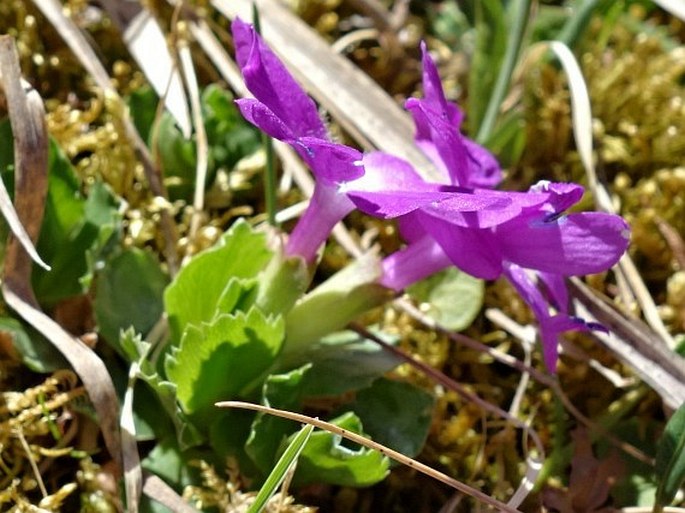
[
  {"left": 652, "top": 0, "right": 685, "bottom": 21},
  {"left": 0, "top": 91, "right": 50, "bottom": 270},
  {"left": 0, "top": 31, "right": 124, "bottom": 478},
  {"left": 178, "top": 40, "right": 208, "bottom": 243},
  {"left": 217, "top": 401, "right": 525, "bottom": 513},
  {"left": 122, "top": 363, "right": 142, "bottom": 513},
  {"left": 210, "top": 0, "right": 438, "bottom": 180},
  {"left": 569, "top": 277, "right": 685, "bottom": 410},
  {"left": 32, "top": 0, "right": 114, "bottom": 93},
  {"left": 142, "top": 474, "right": 199, "bottom": 513},
  {"left": 103, "top": 0, "right": 192, "bottom": 137}
]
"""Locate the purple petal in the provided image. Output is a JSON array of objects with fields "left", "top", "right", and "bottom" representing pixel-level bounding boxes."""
[
  {"left": 416, "top": 211, "right": 504, "bottom": 279},
  {"left": 503, "top": 263, "right": 565, "bottom": 372},
  {"left": 419, "top": 182, "right": 585, "bottom": 231},
  {"left": 232, "top": 18, "right": 326, "bottom": 139},
  {"left": 295, "top": 137, "right": 365, "bottom": 184},
  {"left": 538, "top": 272, "right": 569, "bottom": 313},
  {"left": 406, "top": 97, "right": 470, "bottom": 186},
  {"left": 235, "top": 98, "right": 294, "bottom": 140},
  {"left": 498, "top": 212, "right": 631, "bottom": 276},
  {"left": 462, "top": 138, "right": 503, "bottom": 188},
  {"left": 528, "top": 181, "right": 584, "bottom": 215},
  {"left": 419, "top": 189, "right": 540, "bottom": 229},
  {"left": 540, "top": 315, "right": 605, "bottom": 372},
  {"left": 409, "top": 43, "right": 503, "bottom": 189},
  {"left": 419, "top": 42, "right": 462, "bottom": 127},
  {"left": 503, "top": 262, "right": 550, "bottom": 321},
  {"left": 344, "top": 152, "right": 505, "bottom": 218},
  {"left": 398, "top": 211, "right": 428, "bottom": 244}
]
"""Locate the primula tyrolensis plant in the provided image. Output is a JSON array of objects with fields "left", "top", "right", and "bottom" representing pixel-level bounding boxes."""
[{"left": 231, "top": 18, "right": 631, "bottom": 371}]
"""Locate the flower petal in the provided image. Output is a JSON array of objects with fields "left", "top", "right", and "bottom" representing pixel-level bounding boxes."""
[
  {"left": 344, "top": 153, "right": 508, "bottom": 218},
  {"left": 528, "top": 181, "right": 584, "bottom": 215},
  {"left": 235, "top": 98, "right": 294, "bottom": 140},
  {"left": 419, "top": 189, "right": 539, "bottom": 229},
  {"left": 538, "top": 272, "right": 569, "bottom": 312},
  {"left": 407, "top": 43, "right": 503, "bottom": 189},
  {"left": 380, "top": 234, "right": 452, "bottom": 291},
  {"left": 417, "top": 211, "right": 504, "bottom": 279},
  {"left": 419, "top": 42, "right": 462, "bottom": 126},
  {"left": 462, "top": 138, "right": 502, "bottom": 188},
  {"left": 232, "top": 18, "right": 326, "bottom": 139},
  {"left": 406, "top": 97, "right": 470, "bottom": 186},
  {"left": 295, "top": 137, "right": 365, "bottom": 184},
  {"left": 498, "top": 212, "right": 631, "bottom": 276}
]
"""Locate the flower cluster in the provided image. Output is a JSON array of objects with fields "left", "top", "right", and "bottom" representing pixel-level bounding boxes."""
[{"left": 231, "top": 18, "right": 630, "bottom": 372}]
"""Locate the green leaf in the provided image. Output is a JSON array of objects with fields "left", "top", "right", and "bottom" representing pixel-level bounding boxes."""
[
  {"left": 165, "top": 308, "right": 284, "bottom": 417},
  {"left": 202, "top": 84, "right": 261, "bottom": 172},
  {"left": 132, "top": 380, "right": 175, "bottom": 442},
  {"left": 482, "top": 110, "right": 526, "bottom": 168},
  {"left": 164, "top": 219, "right": 273, "bottom": 344},
  {"left": 156, "top": 113, "right": 197, "bottom": 201},
  {"left": 141, "top": 437, "right": 194, "bottom": 492},
  {"left": 128, "top": 87, "right": 158, "bottom": 143},
  {"left": 407, "top": 267, "right": 484, "bottom": 331},
  {"left": 474, "top": 0, "right": 532, "bottom": 143},
  {"left": 208, "top": 409, "right": 263, "bottom": 481},
  {"left": 128, "top": 85, "right": 260, "bottom": 202},
  {"left": 351, "top": 378, "right": 434, "bottom": 458},
  {"left": 298, "top": 330, "right": 402, "bottom": 397},
  {"left": 31, "top": 145, "right": 121, "bottom": 305},
  {"left": 248, "top": 424, "right": 314, "bottom": 513},
  {"left": 0, "top": 317, "right": 67, "bottom": 373},
  {"left": 120, "top": 329, "right": 203, "bottom": 449},
  {"left": 426, "top": 0, "right": 472, "bottom": 51},
  {"left": 246, "top": 365, "right": 310, "bottom": 475},
  {"left": 293, "top": 412, "right": 389, "bottom": 487},
  {"left": 94, "top": 248, "right": 169, "bottom": 354},
  {"left": 654, "top": 401, "right": 685, "bottom": 510}
]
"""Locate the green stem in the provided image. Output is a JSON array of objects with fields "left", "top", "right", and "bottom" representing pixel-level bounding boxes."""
[
  {"left": 476, "top": 0, "right": 532, "bottom": 145},
  {"left": 262, "top": 132, "right": 277, "bottom": 226}
]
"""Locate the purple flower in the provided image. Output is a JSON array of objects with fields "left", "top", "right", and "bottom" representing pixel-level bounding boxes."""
[
  {"left": 380, "top": 46, "right": 630, "bottom": 371},
  {"left": 232, "top": 18, "right": 506, "bottom": 262}
]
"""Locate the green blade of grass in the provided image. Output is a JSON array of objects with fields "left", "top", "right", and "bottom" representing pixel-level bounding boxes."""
[
  {"left": 476, "top": 0, "right": 532, "bottom": 145},
  {"left": 247, "top": 423, "right": 314, "bottom": 513},
  {"left": 654, "top": 402, "right": 685, "bottom": 512},
  {"left": 556, "top": 0, "right": 611, "bottom": 48}
]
